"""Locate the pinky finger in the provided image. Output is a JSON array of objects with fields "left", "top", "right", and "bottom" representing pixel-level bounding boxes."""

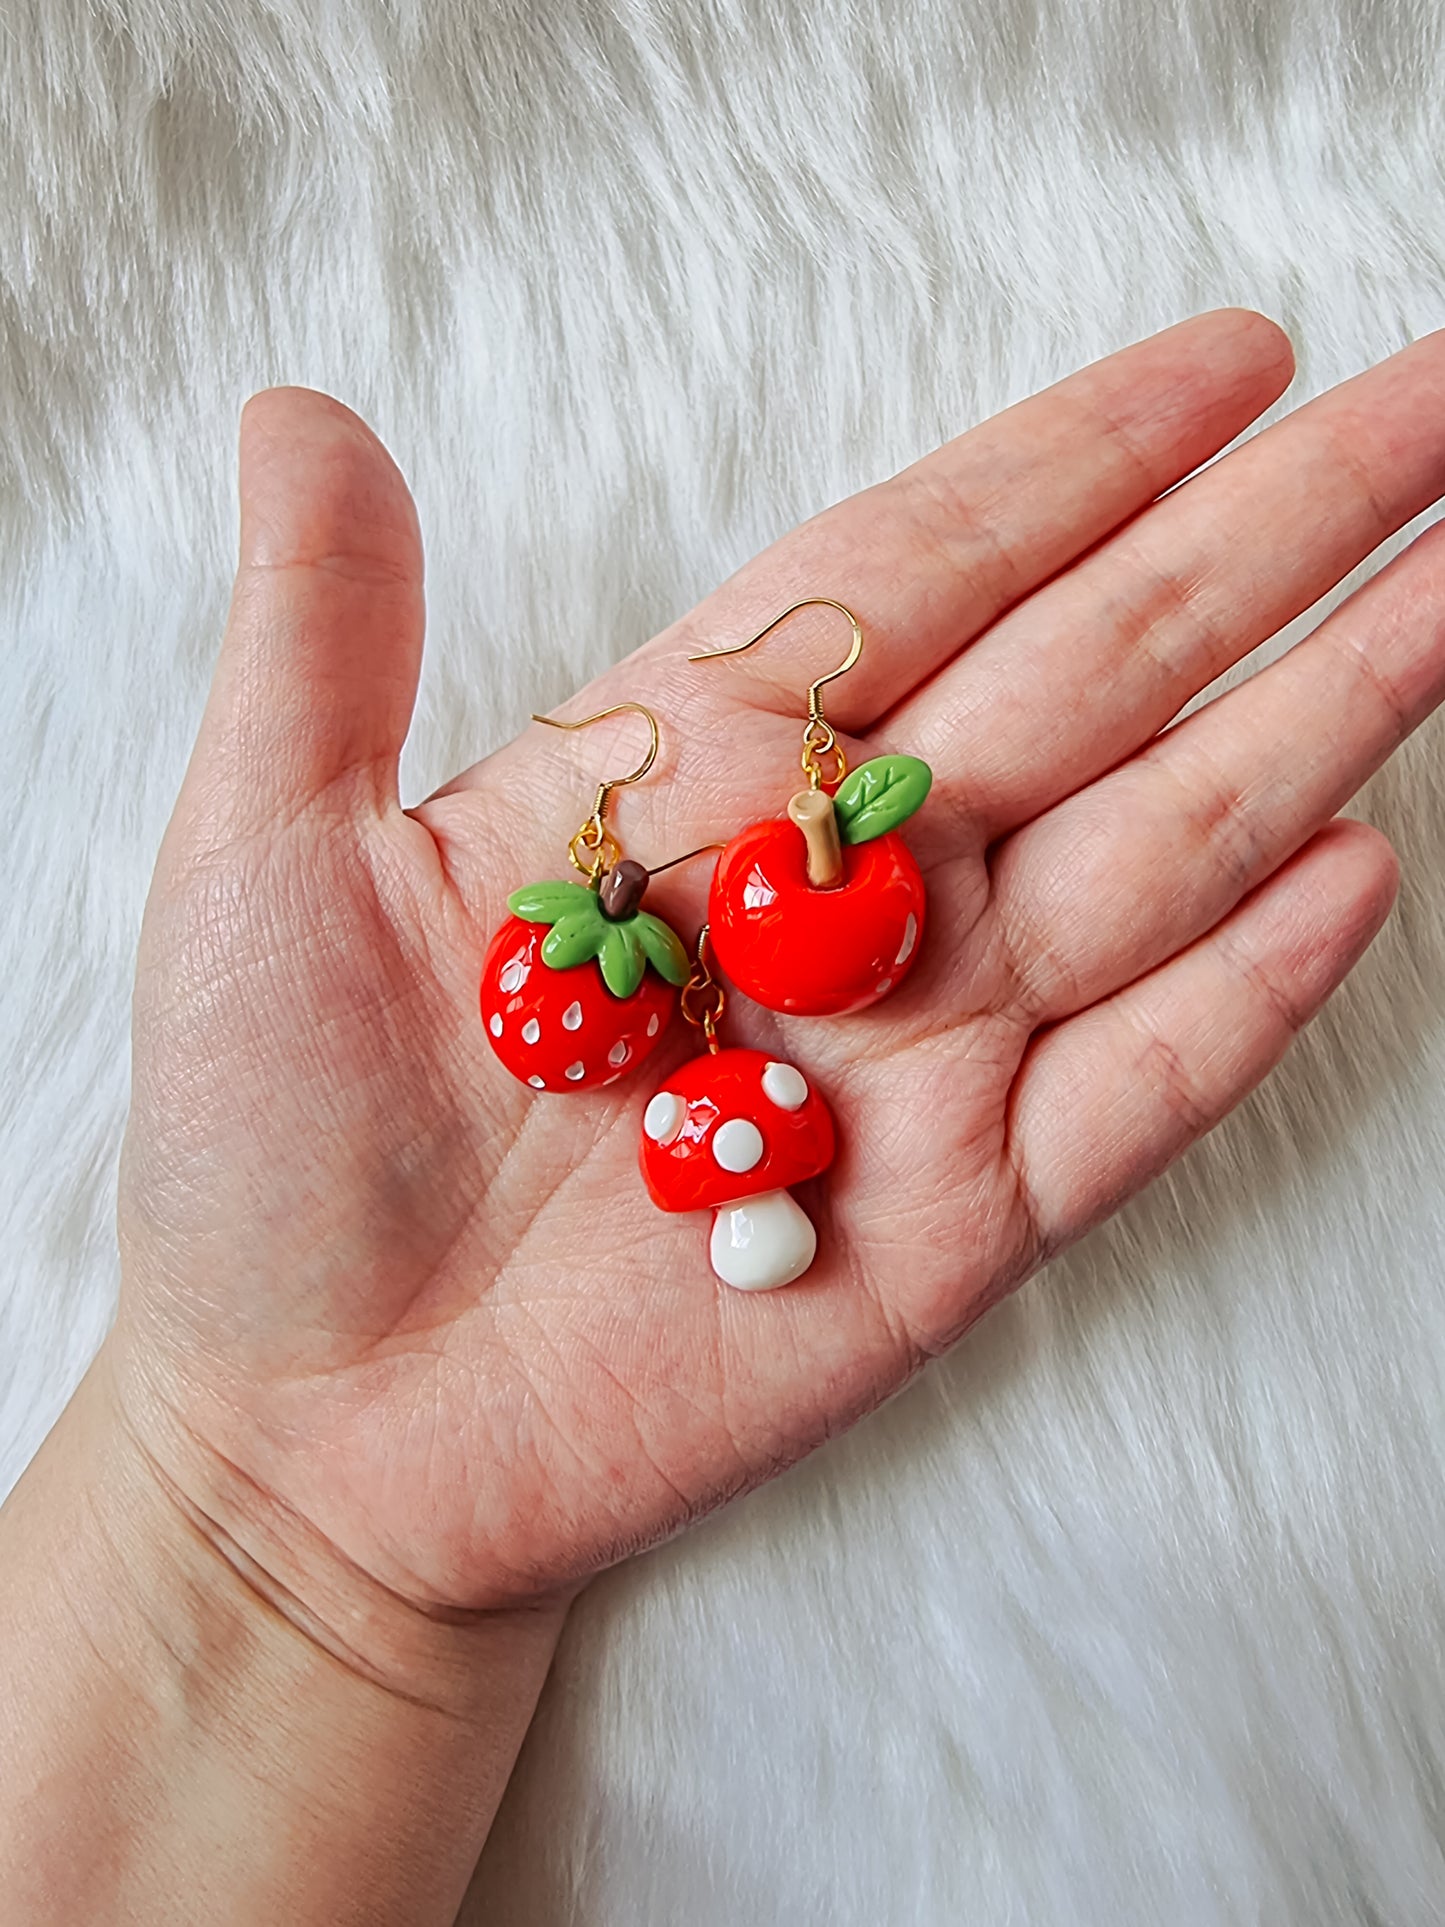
[{"left": 1009, "top": 819, "right": 1399, "bottom": 1252}]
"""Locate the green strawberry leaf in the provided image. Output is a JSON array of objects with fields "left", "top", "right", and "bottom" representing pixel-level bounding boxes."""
[
  {"left": 509, "top": 879, "right": 598, "bottom": 924},
  {"left": 629, "top": 911, "right": 690, "bottom": 986},
  {"left": 541, "top": 910, "right": 607, "bottom": 971},
  {"left": 599, "top": 920, "right": 646, "bottom": 998},
  {"left": 833, "top": 754, "right": 933, "bottom": 846}
]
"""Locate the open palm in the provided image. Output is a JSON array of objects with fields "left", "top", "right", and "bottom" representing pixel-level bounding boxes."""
[{"left": 113, "top": 312, "right": 1445, "bottom": 1616}]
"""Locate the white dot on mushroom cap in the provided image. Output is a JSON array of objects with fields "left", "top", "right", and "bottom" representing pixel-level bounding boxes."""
[
  {"left": 608, "top": 1040, "right": 629, "bottom": 1066},
  {"left": 521, "top": 1017, "right": 541, "bottom": 1045},
  {"left": 646, "top": 1013, "right": 660, "bottom": 1037},
  {"left": 527, "top": 1074, "right": 545, "bottom": 1089},
  {"left": 644, "top": 1092, "right": 685, "bottom": 1144},
  {"left": 488, "top": 1013, "right": 503, "bottom": 1039},
  {"left": 713, "top": 1117, "right": 764, "bottom": 1174},
  {"left": 761, "top": 1061, "right": 808, "bottom": 1111},
  {"left": 564, "top": 1061, "right": 585, "bottom": 1081},
  {"left": 562, "top": 1001, "right": 583, "bottom": 1031},
  {"left": 895, "top": 913, "right": 918, "bottom": 966}
]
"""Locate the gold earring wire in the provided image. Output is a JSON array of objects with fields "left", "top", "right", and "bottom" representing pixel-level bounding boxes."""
[
  {"left": 647, "top": 840, "right": 725, "bottom": 877},
  {"left": 688, "top": 597, "right": 864, "bottom": 789},
  {"left": 532, "top": 701, "right": 662, "bottom": 880}
]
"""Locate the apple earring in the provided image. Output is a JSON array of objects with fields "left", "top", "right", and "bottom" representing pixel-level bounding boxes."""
[
  {"left": 689, "top": 600, "right": 933, "bottom": 1016},
  {"left": 481, "top": 703, "right": 690, "bottom": 1093},
  {"left": 639, "top": 929, "right": 836, "bottom": 1290}
]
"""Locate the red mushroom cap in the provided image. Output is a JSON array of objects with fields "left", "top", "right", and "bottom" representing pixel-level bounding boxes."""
[{"left": 639, "top": 1047, "right": 835, "bottom": 1214}]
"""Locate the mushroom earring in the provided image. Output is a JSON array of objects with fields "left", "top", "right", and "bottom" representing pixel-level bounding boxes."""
[
  {"left": 689, "top": 600, "right": 933, "bottom": 1017},
  {"left": 481, "top": 702, "right": 690, "bottom": 1093},
  {"left": 639, "top": 931, "right": 836, "bottom": 1290}
]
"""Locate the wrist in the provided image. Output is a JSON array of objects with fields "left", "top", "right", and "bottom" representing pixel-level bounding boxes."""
[
  {"left": 106, "top": 1334, "right": 571, "bottom": 1714},
  {"left": 1, "top": 1351, "right": 566, "bottom": 1925}
]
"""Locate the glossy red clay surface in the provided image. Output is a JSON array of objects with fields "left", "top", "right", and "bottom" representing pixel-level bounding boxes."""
[
  {"left": 708, "top": 817, "right": 927, "bottom": 1016},
  {"left": 481, "top": 916, "right": 674, "bottom": 1093},
  {"left": 640, "top": 1047, "right": 835, "bottom": 1213}
]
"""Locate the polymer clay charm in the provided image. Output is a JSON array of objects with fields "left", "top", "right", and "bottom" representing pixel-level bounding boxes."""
[
  {"left": 638, "top": 934, "right": 835, "bottom": 1290},
  {"left": 641, "top": 1047, "right": 835, "bottom": 1289},
  {"left": 482, "top": 706, "right": 689, "bottom": 1093},
  {"left": 689, "top": 599, "right": 932, "bottom": 1016}
]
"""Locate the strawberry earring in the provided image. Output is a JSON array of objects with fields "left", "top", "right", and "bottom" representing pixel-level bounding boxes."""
[
  {"left": 481, "top": 703, "right": 690, "bottom": 1093},
  {"left": 689, "top": 600, "right": 932, "bottom": 1016},
  {"left": 640, "top": 929, "right": 836, "bottom": 1290}
]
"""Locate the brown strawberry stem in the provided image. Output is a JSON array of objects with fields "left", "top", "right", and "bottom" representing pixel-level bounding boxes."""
[
  {"left": 787, "top": 788, "right": 844, "bottom": 889},
  {"left": 599, "top": 858, "right": 650, "bottom": 920}
]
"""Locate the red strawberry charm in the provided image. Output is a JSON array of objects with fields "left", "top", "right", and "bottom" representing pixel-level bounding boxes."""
[
  {"left": 482, "top": 861, "right": 689, "bottom": 1093},
  {"left": 708, "top": 754, "right": 932, "bottom": 1016}
]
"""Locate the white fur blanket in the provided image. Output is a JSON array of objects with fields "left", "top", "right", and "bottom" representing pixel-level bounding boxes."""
[{"left": 3, "top": 4, "right": 1444, "bottom": 1922}]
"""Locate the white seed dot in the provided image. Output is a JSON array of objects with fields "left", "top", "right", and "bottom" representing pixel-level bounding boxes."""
[
  {"left": 895, "top": 913, "right": 918, "bottom": 966},
  {"left": 564, "top": 1061, "right": 586, "bottom": 1081},
  {"left": 521, "top": 1017, "right": 541, "bottom": 1045},
  {"left": 713, "top": 1117, "right": 764, "bottom": 1174},
  {"left": 488, "top": 1013, "right": 503, "bottom": 1039},
  {"left": 499, "top": 958, "right": 527, "bottom": 994},
  {"left": 646, "top": 1013, "right": 661, "bottom": 1037},
  {"left": 761, "top": 1061, "right": 808, "bottom": 1111},
  {"left": 608, "top": 1040, "right": 629, "bottom": 1067},
  {"left": 562, "top": 1001, "right": 583, "bottom": 1031},
  {"left": 527, "top": 1074, "right": 545, "bottom": 1090},
  {"left": 644, "top": 1092, "right": 685, "bottom": 1144}
]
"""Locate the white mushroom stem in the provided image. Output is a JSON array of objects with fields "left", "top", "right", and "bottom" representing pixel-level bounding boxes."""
[{"left": 709, "top": 1188, "right": 817, "bottom": 1291}]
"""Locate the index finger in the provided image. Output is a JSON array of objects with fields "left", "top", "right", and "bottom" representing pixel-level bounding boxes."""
[{"left": 636, "top": 308, "right": 1294, "bottom": 732}]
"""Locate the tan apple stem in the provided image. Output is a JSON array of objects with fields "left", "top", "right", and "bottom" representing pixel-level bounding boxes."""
[{"left": 787, "top": 788, "right": 844, "bottom": 889}]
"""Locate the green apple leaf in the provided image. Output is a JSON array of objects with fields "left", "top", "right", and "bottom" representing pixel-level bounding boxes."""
[
  {"left": 599, "top": 921, "right": 646, "bottom": 998},
  {"left": 541, "top": 910, "right": 607, "bottom": 971},
  {"left": 630, "top": 911, "right": 690, "bottom": 986},
  {"left": 509, "top": 879, "right": 599, "bottom": 924},
  {"left": 833, "top": 755, "right": 933, "bottom": 846}
]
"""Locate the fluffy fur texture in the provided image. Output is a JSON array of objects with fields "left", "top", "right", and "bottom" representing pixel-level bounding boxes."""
[{"left": 3, "top": 3, "right": 1445, "bottom": 1920}]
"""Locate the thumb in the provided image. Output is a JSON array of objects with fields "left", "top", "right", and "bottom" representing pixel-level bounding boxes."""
[{"left": 181, "top": 387, "right": 425, "bottom": 840}]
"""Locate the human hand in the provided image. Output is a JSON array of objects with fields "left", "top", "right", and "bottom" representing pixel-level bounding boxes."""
[{"left": 111, "top": 310, "right": 1445, "bottom": 1653}]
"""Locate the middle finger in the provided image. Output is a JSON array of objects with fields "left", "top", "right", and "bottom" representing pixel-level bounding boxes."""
[
  {"left": 896, "top": 329, "right": 1445, "bottom": 847},
  {"left": 983, "top": 515, "right": 1445, "bottom": 1028}
]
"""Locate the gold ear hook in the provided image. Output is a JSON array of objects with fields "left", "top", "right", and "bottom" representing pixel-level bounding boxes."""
[
  {"left": 688, "top": 597, "right": 864, "bottom": 788},
  {"left": 532, "top": 701, "right": 662, "bottom": 879},
  {"left": 647, "top": 840, "right": 725, "bottom": 878}
]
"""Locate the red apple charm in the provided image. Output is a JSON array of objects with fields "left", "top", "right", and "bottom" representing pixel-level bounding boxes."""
[
  {"left": 482, "top": 863, "right": 689, "bottom": 1092},
  {"left": 708, "top": 754, "right": 932, "bottom": 1016}
]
